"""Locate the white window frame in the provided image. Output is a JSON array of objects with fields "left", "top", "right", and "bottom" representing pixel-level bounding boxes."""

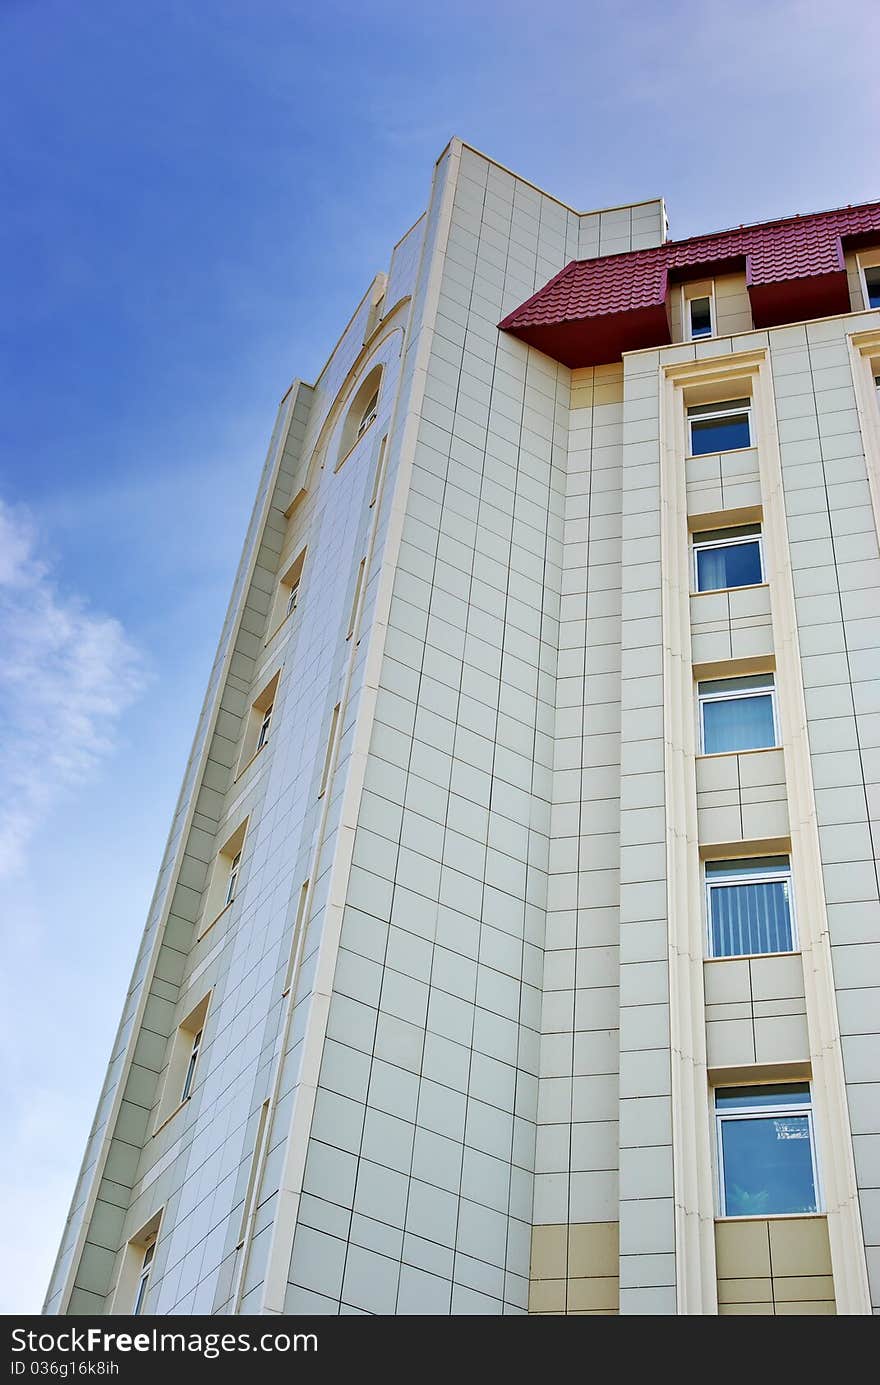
[
  {"left": 180, "top": 1026, "right": 203, "bottom": 1103},
  {"left": 132, "top": 1238, "right": 156, "bottom": 1316},
  {"left": 270, "top": 547, "right": 306, "bottom": 637},
  {"left": 858, "top": 249, "right": 880, "bottom": 311},
  {"left": 318, "top": 703, "right": 341, "bottom": 799},
  {"left": 705, "top": 855, "right": 797, "bottom": 958},
  {"left": 715, "top": 1085, "right": 821, "bottom": 1219},
  {"left": 681, "top": 280, "right": 716, "bottom": 342},
  {"left": 256, "top": 702, "right": 273, "bottom": 753},
  {"left": 225, "top": 849, "right": 242, "bottom": 907},
  {"left": 356, "top": 388, "right": 379, "bottom": 441},
  {"left": 687, "top": 398, "right": 752, "bottom": 456},
  {"left": 692, "top": 525, "right": 764, "bottom": 593},
  {"left": 698, "top": 674, "right": 778, "bottom": 755},
  {"left": 369, "top": 435, "right": 388, "bottom": 509},
  {"left": 684, "top": 287, "right": 715, "bottom": 341}
]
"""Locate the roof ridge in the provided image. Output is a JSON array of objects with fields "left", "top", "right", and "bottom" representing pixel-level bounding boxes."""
[{"left": 664, "top": 197, "right": 880, "bottom": 253}]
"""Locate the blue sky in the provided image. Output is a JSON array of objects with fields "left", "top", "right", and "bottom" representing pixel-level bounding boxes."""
[{"left": 0, "top": 0, "right": 876, "bottom": 1314}]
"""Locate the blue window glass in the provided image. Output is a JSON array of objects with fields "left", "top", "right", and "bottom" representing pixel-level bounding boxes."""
[
  {"left": 695, "top": 539, "right": 762, "bottom": 591},
  {"left": 689, "top": 295, "right": 713, "bottom": 338},
  {"left": 701, "top": 688, "right": 776, "bottom": 754},
  {"left": 688, "top": 398, "right": 751, "bottom": 455},
  {"left": 865, "top": 266, "right": 880, "bottom": 309},
  {"left": 690, "top": 412, "right": 751, "bottom": 454},
  {"left": 717, "top": 1085, "right": 818, "bottom": 1218},
  {"left": 707, "top": 857, "right": 794, "bottom": 957}
]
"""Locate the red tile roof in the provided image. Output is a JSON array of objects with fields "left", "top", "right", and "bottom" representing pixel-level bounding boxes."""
[{"left": 499, "top": 201, "right": 880, "bottom": 367}]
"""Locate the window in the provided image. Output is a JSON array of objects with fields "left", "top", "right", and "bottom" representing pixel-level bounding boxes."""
[
  {"left": 225, "top": 850, "right": 241, "bottom": 906},
  {"left": 716, "top": 1084, "right": 819, "bottom": 1218},
  {"left": 155, "top": 993, "right": 211, "bottom": 1127},
  {"left": 115, "top": 1211, "right": 162, "bottom": 1316},
  {"left": 236, "top": 1099, "right": 271, "bottom": 1248},
  {"left": 337, "top": 365, "right": 383, "bottom": 468},
  {"left": 864, "top": 265, "right": 880, "bottom": 309},
  {"left": 282, "top": 880, "right": 310, "bottom": 997},
  {"left": 356, "top": 388, "right": 379, "bottom": 440},
  {"left": 238, "top": 671, "right": 280, "bottom": 774},
  {"left": 689, "top": 295, "right": 713, "bottom": 339},
  {"left": 256, "top": 703, "right": 273, "bottom": 752},
  {"left": 319, "top": 703, "right": 341, "bottom": 798},
  {"left": 688, "top": 398, "right": 751, "bottom": 455},
  {"left": 369, "top": 435, "right": 388, "bottom": 509},
  {"left": 271, "top": 548, "right": 306, "bottom": 634},
  {"left": 132, "top": 1239, "right": 155, "bottom": 1316},
  {"left": 693, "top": 523, "right": 763, "bottom": 592},
  {"left": 680, "top": 280, "right": 715, "bottom": 342},
  {"left": 706, "top": 856, "right": 795, "bottom": 957},
  {"left": 699, "top": 673, "right": 777, "bottom": 754},
  {"left": 180, "top": 1026, "right": 203, "bottom": 1102},
  {"left": 347, "top": 558, "right": 366, "bottom": 641},
  {"left": 200, "top": 818, "right": 248, "bottom": 933}
]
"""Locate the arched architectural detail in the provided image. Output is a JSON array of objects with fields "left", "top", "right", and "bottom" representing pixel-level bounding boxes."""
[
  {"left": 335, "top": 363, "right": 382, "bottom": 469},
  {"left": 301, "top": 297, "right": 409, "bottom": 491}
]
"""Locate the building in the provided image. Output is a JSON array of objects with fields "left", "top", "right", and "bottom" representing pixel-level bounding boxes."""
[{"left": 46, "top": 139, "right": 880, "bottom": 1317}]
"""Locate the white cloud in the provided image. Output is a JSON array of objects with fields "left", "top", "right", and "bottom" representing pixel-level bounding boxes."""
[{"left": 0, "top": 498, "right": 146, "bottom": 876}]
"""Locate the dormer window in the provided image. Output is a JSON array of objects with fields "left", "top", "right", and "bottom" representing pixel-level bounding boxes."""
[
  {"left": 682, "top": 280, "right": 715, "bottom": 341},
  {"left": 689, "top": 296, "right": 713, "bottom": 338}
]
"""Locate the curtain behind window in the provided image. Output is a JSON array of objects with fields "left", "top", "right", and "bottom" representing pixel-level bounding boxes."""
[
  {"left": 703, "top": 693, "right": 774, "bottom": 753},
  {"left": 710, "top": 879, "right": 792, "bottom": 956}
]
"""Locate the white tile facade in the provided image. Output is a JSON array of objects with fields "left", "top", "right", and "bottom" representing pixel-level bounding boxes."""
[{"left": 45, "top": 142, "right": 880, "bottom": 1316}]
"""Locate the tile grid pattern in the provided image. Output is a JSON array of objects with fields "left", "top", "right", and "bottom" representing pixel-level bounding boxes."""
[
  {"left": 288, "top": 150, "right": 571, "bottom": 1316},
  {"left": 772, "top": 316, "right": 880, "bottom": 1307},
  {"left": 50, "top": 145, "right": 880, "bottom": 1320},
  {"left": 286, "top": 155, "right": 664, "bottom": 1316},
  {"left": 616, "top": 350, "right": 675, "bottom": 1312}
]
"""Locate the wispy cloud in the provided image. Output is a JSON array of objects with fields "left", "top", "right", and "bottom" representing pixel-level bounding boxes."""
[{"left": 0, "top": 498, "right": 146, "bottom": 876}]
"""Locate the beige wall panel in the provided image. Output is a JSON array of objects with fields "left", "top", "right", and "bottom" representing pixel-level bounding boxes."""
[{"left": 715, "top": 1216, "right": 835, "bottom": 1315}]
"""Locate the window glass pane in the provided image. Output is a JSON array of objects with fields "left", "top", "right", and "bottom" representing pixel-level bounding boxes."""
[
  {"left": 358, "top": 390, "right": 379, "bottom": 437},
  {"left": 716, "top": 1084, "right": 810, "bottom": 1108},
  {"left": 690, "top": 296, "right": 712, "bottom": 337},
  {"left": 687, "top": 399, "right": 751, "bottom": 416},
  {"left": 698, "top": 675, "right": 772, "bottom": 695},
  {"left": 706, "top": 856, "right": 789, "bottom": 878},
  {"left": 694, "top": 523, "right": 762, "bottom": 544},
  {"left": 696, "top": 539, "right": 762, "bottom": 591},
  {"left": 702, "top": 693, "right": 775, "bottom": 753},
  {"left": 690, "top": 412, "right": 751, "bottom": 454},
  {"left": 720, "top": 1114, "right": 816, "bottom": 1216},
  {"left": 865, "top": 266, "right": 880, "bottom": 309},
  {"left": 710, "top": 878, "right": 793, "bottom": 955}
]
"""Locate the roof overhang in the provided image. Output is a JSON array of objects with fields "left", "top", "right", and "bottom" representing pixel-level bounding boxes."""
[
  {"left": 498, "top": 202, "right": 880, "bottom": 368},
  {"left": 505, "top": 303, "right": 671, "bottom": 369}
]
